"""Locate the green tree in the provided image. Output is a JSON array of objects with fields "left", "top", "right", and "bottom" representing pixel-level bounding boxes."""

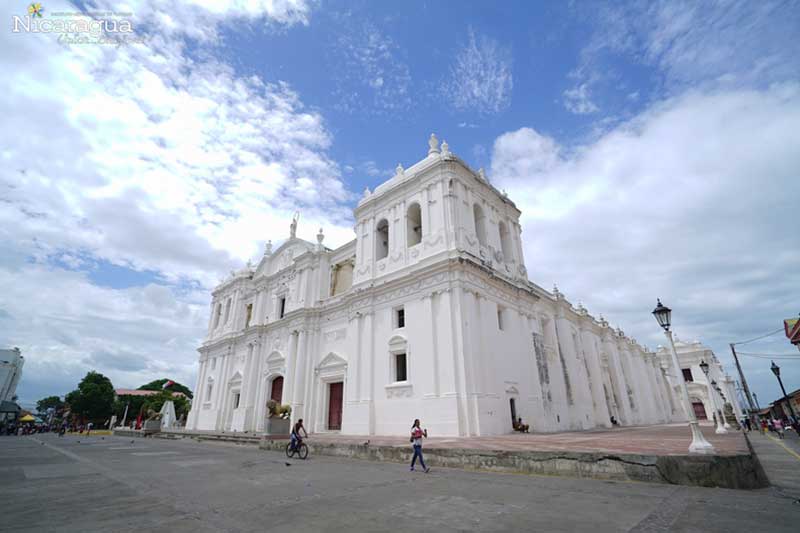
[
  {"left": 36, "top": 395, "right": 64, "bottom": 413},
  {"left": 142, "top": 389, "right": 190, "bottom": 419},
  {"left": 65, "top": 371, "right": 115, "bottom": 424},
  {"left": 138, "top": 378, "right": 193, "bottom": 399}
]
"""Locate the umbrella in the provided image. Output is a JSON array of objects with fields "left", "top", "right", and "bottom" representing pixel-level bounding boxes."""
[{"left": 19, "top": 414, "right": 35, "bottom": 422}]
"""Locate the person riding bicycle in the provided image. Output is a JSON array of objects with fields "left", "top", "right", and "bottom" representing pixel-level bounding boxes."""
[{"left": 290, "top": 419, "right": 308, "bottom": 451}]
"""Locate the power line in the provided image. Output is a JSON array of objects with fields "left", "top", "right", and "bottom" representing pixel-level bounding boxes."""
[
  {"left": 737, "top": 353, "right": 800, "bottom": 360},
  {"left": 731, "top": 328, "right": 784, "bottom": 346},
  {"left": 737, "top": 351, "right": 800, "bottom": 357}
]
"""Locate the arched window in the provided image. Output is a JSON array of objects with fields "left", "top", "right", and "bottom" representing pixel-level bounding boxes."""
[
  {"left": 213, "top": 303, "right": 222, "bottom": 328},
  {"left": 473, "top": 204, "right": 487, "bottom": 246},
  {"left": 406, "top": 203, "right": 422, "bottom": 246},
  {"left": 376, "top": 219, "right": 389, "bottom": 260},
  {"left": 223, "top": 298, "right": 232, "bottom": 323},
  {"left": 499, "top": 221, "right": 512, "bottom": 260}
]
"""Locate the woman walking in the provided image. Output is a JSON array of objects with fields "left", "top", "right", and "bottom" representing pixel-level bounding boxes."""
[{"left": 410, "top": 419, "right": 430, "bottom": 473}]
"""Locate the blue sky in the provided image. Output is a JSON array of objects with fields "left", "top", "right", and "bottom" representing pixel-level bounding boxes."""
[{"left": 1, "top": 0, "right": 799, "bottom": 411}]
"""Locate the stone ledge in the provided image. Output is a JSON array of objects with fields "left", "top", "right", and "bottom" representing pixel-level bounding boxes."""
[{"left": 258, "top": 439, "right": 768, "bottom": 489}]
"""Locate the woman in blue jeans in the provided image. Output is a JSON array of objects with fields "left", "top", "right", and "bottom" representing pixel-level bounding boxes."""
[{"left": 410, "top": 419, "right": 430, "bottom": 472}]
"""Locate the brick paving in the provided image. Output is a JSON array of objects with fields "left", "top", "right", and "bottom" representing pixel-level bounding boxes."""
[{"left": 306, "top": 422, "right": 749, "bottom": 456}]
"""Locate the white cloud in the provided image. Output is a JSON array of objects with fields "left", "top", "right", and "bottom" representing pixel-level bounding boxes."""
[
  {"left": 0, "top": 0, "right": 359, "bottom": 403},
  {"left": 491, "top": 85, "right": 800, "bottom": 403},
  {"left": 441, "top": 28, "right": 513, "bottom": 114},
  {"left": 329, "top": 15, "right": 411, "bottom": 114},
  {"left": 563, "top": 83, "right": 599, "bottom": 115},
  {"left": 563, "top": 1, "right": 800, "bottom": 114}
]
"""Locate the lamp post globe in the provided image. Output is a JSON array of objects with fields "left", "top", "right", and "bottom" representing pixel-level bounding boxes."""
[
  {"left": 652, "top": 299, "right": 672, "bottom": 331},
  {"left": 699, "top": 359, "right": 709, "bottom": 376},
  {"left": 652, "top": 300, "right": 715, "bottom": 454}
]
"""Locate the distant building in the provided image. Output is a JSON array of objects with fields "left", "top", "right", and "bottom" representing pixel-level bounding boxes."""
[
  {"left": 0, "top": 347, "right": 24, "bottom": 403},
  {"left": 115, "top": 389, "right": 188, "bottom": 399},
  {"left": 784, "top": 317, "right": 800, "bottom": 351},
  {"left": 656, "top": 340, "right": 742, "bottom": 422}
]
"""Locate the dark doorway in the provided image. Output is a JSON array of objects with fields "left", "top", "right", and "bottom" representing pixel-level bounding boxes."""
[
  {"left": 328, "top": 382, "right": 343, "bottom": 430},
  {"left": 270, "top": 376, "right": 284, "bottom": 403},
  {"left": 509, "top": 398, "right": 517, "bottom": 426},
  {"left": 692, "top": 401, "right": 707, "bottom": 420}
]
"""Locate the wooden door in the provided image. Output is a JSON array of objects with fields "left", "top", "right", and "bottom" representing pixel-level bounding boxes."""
[
  {"left": 270, "top": 377, "right": 283, "bottom": 403},
  {"left": 692, "top": 401, "right": 707, "bottom": 420},
  {"left": 328, "top": 382, "right": 343, "bottom": 430}
]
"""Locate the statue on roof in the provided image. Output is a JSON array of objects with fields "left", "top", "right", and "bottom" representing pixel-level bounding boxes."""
[
  {"left": 428, "top": 133, "right": 440, "bottom": 155},
  {"left": 290, "top": 211, "right": 300, "bottom": 239}
]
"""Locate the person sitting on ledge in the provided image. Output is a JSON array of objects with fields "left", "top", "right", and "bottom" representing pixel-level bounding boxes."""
[{"left": 513, "top": 417, "right": 529, "bottom": 433}]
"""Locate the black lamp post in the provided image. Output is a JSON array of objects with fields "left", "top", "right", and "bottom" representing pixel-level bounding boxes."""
[
  {"left": 770, "top": 360, "right": 797, "bottom": 422},
  {"left": 651, "top": 299, "right": 714, "bottom": 453}
]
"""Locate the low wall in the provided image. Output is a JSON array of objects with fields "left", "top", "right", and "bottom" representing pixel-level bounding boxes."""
[{"left": 259, "top": 439, "right": 768, "bottom": 490}]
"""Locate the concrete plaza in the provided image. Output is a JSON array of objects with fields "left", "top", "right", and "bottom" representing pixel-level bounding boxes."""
[{"left": 2, "top": 432, "right": 799, "bottom": 532}]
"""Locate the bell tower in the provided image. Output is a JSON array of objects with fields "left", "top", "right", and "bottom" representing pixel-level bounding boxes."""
[{"left": 351, "top": 134, "right": 527, "bottom": 287}]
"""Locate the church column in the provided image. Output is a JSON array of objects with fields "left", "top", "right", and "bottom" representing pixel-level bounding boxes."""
[
  {"left": 290, "top": 330, "right": 308, "bottom": 420},
  {"left": 423, "top": 185, "right": 432, "bottom": 238},
  {"left": 581, "top": 328, "right": 611, "bottom": 427},
  {"left": 458, "top": 287, "right": 480, "bottom": 435},
  {"left": 602, "top": 333, "right": 631, "bottom": 425},
  {"left": 243, "top": 341, "right": 262, "bottom": 430},
  {"left": 283, "top": 332, "right": 298, "bottom": 412},
  {"left": 188, "top": 358, "right": 207, "bottom": 429}
]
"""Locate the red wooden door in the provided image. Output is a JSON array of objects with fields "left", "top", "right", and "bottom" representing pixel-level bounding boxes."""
[
  {"left": 270, "top": 377, "right": 283, "bottom": 403},
  {"left": 328, "top": 382, "right": 343, "bottom": 430},
  {"left": 692, "top": 401, "right": 707, "bottom": 420}
]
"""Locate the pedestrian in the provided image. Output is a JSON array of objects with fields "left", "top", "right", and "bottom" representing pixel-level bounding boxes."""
[
  {"left": 409, "top": 419, "right": 430, "bottom": 473},
  {"left": 773, "top": 418, "right": 785, "bottom": 439}
]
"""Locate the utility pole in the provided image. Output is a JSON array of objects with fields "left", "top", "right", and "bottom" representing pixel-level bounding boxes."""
[{"left": 730, "top": 343, "right": 757, "bottom": 421}]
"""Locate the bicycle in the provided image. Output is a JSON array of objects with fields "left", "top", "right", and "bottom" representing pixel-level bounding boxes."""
[{"left": 285, "top": 438, "right": 309, "bottom": 460}]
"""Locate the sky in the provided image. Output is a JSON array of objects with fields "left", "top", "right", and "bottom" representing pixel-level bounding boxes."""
[{"left": 1, "top": 0, "right": 799, "bottom": 411}]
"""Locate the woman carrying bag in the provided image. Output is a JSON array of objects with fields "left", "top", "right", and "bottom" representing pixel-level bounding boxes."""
[{"left": 409, "top": 419, "right": 430, "bottom": 473}]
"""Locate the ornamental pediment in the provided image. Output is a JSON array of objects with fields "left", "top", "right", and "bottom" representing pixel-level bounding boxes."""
[{"left": 318, "top": 351, "right": 347, "bottom": 369}]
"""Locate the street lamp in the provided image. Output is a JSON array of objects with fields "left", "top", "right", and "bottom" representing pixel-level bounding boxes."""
[
  {"left": 652, "top": 299, "right": 715, "bottom": 454},
  {"left": 700, "top": 360, "right": 726, "bottom": 434},
  {"left": 770, "top": 360, "right": 797, "bottom": 422}
]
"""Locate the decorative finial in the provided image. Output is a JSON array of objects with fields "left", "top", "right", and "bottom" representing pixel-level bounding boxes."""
[
  {"left": 395, "top": 163, "right": 404, "bottom": 175},
  {"left": 290, "top": 211, "right": 300, "bottom": 239},
  {"left": 441, "top": 139, "right": 450, "bottom": 156},
  {"left": 502, "top": 189, "right": 508, "bottom": 197},
  {"left": 265, "top": 240, "right": 272, "bottom": 255},
  {"left": 478, "top": 168, "right": 486, "bottom": 181},
  {"left": 428, "top": 133, "right": 440, "bottom": 155},
  {"left": 577, "top": 302, "right": 588, "bottom": 316},
  {"left": 552, "top": 283, "right": 562, "bottom": 299},
  {"left": 316, "top": 227, "right": 325, "bottom": 250},
  {"left": 363, "top": 186, "right": 371, "bottom": 198},
  {"left": 599, "top": 314, "right": 608, "bottom": 327}
]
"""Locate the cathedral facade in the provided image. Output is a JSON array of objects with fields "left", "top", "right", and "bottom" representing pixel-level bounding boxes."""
[{"left": 187, "top": 135, "right": 683, "bottom": 437}]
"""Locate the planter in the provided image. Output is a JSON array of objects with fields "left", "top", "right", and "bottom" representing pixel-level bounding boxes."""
[{"left": 265, "top": 417, "right": 290, "bottom": 436}]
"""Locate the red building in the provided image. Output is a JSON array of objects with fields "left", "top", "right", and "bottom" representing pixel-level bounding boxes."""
[{"left": 785, "top": 317, "right": 800, "bottom": 350}]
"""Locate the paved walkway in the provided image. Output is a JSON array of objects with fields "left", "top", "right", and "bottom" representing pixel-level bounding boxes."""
[
  {"left": 4, "top": 433, "right": 799, "bottom": 532},
  {"left": 748, "top": 429, "right": 800, "bottom": 499}
]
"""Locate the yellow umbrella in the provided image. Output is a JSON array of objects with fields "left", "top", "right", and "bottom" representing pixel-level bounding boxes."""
[{"left": 19, "top": 414, "right": 35, "bottom": 422}]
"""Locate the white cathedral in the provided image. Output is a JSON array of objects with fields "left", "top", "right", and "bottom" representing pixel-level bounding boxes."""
[{"left": 187, "top": 134, "right": 685, "bottom": 437}]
